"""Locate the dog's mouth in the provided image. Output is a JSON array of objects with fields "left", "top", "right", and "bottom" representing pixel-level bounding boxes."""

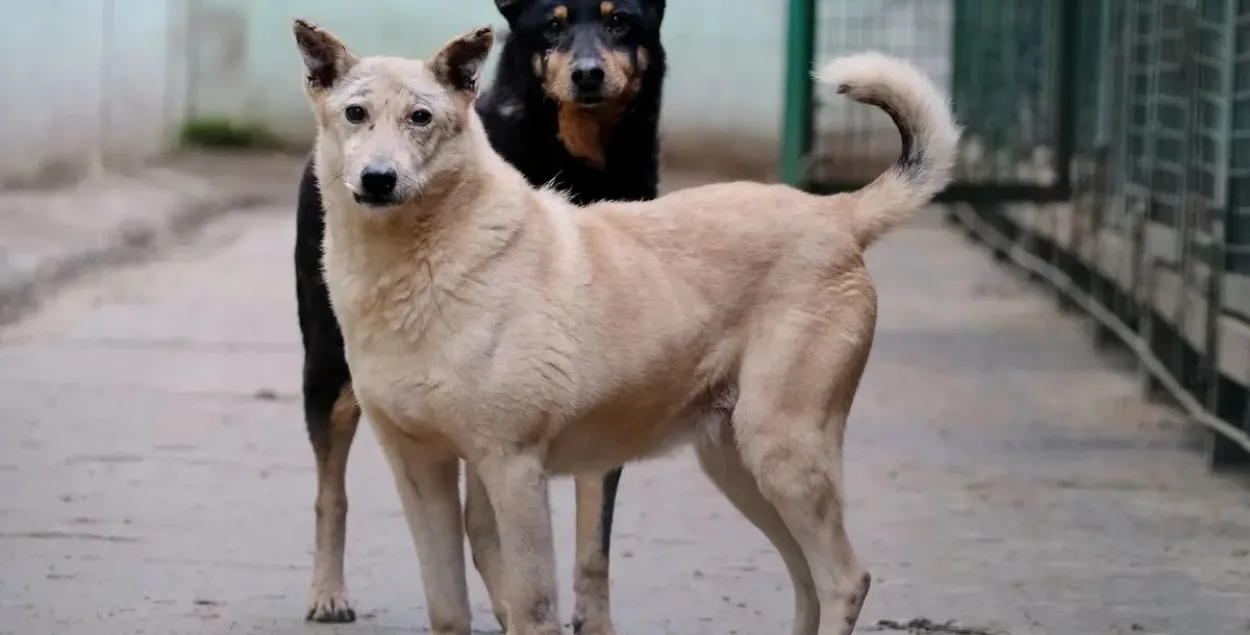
[
  {"left": 572, "top": 91, "right": 607, "bottom": 106},
  {"left": 353, "top": 192, "right": 402, "bottom": 208},
  {"left": 574, "top": 96, "right": 606, "bottom": 107}
]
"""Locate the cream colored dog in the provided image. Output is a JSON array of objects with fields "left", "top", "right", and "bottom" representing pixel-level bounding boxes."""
[{"left": 294, "top": 18, "right": 958, "bottom": 635}]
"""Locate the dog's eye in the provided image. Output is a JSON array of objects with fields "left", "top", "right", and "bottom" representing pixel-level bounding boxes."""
[
  {"left": 344, "top": 105, "right": 368, "bottom": 124},
  {"left": 545, "top": 18, "right": 565, "bottom": 36},
  {"left": 409, "top": 109, "right": 433, "bottom": 126},
  {"left": 605, "top": 12, "right": 628, "bottom": 33}
]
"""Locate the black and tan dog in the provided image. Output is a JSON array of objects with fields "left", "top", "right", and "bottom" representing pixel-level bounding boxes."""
[{"left": 293, "top": 1, "right": 665, "bottom": 632}]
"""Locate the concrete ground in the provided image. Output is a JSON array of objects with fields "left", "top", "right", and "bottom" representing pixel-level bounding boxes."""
[
  {"left": 0, "top": 152, "right": 296, "bottom": 325},
  {"left": 1, "top": 175, "right": 1249, "bottom": 635}
]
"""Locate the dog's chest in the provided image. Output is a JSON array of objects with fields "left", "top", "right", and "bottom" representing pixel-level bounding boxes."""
[
  {"left": 322, "top": 250, "right": 456, "bottom": 408},
  {"left": 323, "top": 246, "right": 571, "bottom": 446},
  {"left": 335, "top": 308, "right": 493, "bottom": 448}
]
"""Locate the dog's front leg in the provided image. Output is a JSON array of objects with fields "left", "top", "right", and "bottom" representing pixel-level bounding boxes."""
[
  {"left": 476, "top": 454, "right": 562, "bottom": 635},
  {"left": 464, "top": 468, "right": 509, "bottom": 629},
  {"left": 370, "top": 413, "right": 471, "bottom": 635}
]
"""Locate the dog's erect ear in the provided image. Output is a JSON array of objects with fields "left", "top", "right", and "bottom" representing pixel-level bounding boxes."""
[
  {"left": 494, "top": 0, "right": 524, "bottom": 23},
  {"left": 430, "top": 26, "right": 495, "bottom": 94},
  {"left": 293, "top": 19, "right": 358, "bottom": 92}
]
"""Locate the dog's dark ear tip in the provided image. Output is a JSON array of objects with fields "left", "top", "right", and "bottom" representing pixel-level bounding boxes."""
[
  {"left": 293, "top": 18, "right": 326, "bottom": 48},
  {"left": 466, "top": 26, "right": 495, "bottom": 43}
]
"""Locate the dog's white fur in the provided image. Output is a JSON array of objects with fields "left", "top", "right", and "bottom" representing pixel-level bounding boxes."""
[{"left": 296, "top": 19, "right": 958, "bottom": 635}]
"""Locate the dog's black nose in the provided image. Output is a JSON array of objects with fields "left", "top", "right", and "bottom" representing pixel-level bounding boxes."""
[
  {"left": 359, "top": 164, "right": 397, "bottom": 200},
  {"left": 570, "top": 61, "right": 606, "bottom": 93}
]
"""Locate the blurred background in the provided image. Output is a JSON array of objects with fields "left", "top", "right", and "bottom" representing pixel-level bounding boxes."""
[
  {"left": 0, "top": 0, "right": 787, "bottom": 183},
  {"left": 2, "top": 1, "right": 1250, "bottom": 634},
  {"left": 0, "top": 0, "right": 951, "bottom": 184}
]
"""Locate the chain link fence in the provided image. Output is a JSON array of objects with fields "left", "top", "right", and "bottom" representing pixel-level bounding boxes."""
[{"left": 782, "top": 0, "right": 1250, "bottom": 466}]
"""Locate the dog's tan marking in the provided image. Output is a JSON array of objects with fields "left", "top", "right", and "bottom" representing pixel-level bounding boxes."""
[
  {"left": 557, "top": 105, "right": 611, "bottom": 166},
  {"left": 598, "top": 44, "right": 638, "bottom": 97},
  {"left": 330, "top": 382, "right": 360, "bottom": 429},
  {"left": 635, "top": 47, "right": 649, "bottom": 72},
  {"left": 308, "top": 381, "right": 361, "bottom": 622},
  {"left": 553, "top": 5, "right": 569, "bottom": 20},
  {"left": 548, "top": 44, "right": 640, "bottom": 166},
  {"left": 544, "top": 49, "right": 612, "bottom": 164},
  {"left": 600, "top": 1, "right": 615, "bottom": 16},
  {"left": 544, "top": 44, "right": 638, "bottom": 107},
  {"left": 543, "top": 50, "right": 576, "bottom": 102},
  {"left": 571, "top": 476, "right": 613, "bottom": 634}
]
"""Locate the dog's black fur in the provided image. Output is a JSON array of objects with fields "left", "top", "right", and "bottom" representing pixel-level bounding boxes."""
[{"left": 295, "top": 0, "right": 665, "bottom": 624}]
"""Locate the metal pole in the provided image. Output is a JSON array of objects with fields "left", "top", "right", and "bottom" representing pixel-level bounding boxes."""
[{"left": 779, "top": 0, "right": 815, "bottom": 188}]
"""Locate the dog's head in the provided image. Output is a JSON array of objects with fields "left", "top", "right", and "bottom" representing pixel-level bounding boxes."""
[
  {"left": 496, "top": 0, "right": 664, "bottom": 107},
  {"left": 294, "top": 20, "right": 494, "bottom": 209}
]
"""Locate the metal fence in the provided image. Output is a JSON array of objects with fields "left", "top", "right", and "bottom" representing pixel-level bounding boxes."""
[{"left": 781, "top": 0, "right": 1250, "bottom": 467}]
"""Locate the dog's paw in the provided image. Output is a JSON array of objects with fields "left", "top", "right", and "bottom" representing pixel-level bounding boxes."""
[
  {"left": 306, "top": 590, "right": 356, "bottom": 623},
  {"left": 569, "top": 616, "right": 616, "bottom": 635}
]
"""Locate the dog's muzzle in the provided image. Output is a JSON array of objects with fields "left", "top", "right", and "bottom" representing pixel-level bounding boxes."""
[
  {"left": 355, "top": 164, "right": 399, "bottom": 207},
  {"left": 570, "top": 59, "right": 606, "bottom": 105}
]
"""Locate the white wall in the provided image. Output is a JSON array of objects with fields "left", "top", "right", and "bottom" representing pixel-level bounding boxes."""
[
  {"left": 181, "top": 0, "right": 951, "bottom": 179},
  {"left": 0, "top": 0, "right": 952, "bottom": 184},
  {"left": 182, "top": 0, "right": 790, "bottom": 176},
  {"left": 0, "top": 0, "right": 186, "bottom": 184}
]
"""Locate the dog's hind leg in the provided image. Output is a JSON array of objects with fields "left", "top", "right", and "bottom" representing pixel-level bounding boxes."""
[
  {"left": 696, "top": 434, "right": 818, "bottom": 635},
  {"left": 371, "top": 411, "right": 471, "bottom": 635},
  {"left": 298, "top": 156, "right": 360, "bottom": 623},
  {"left": 735, "top": 407, "right": 870, "bottom": 635},
  {"left": 570, "top": 468, "right": 622, "bottom": 635},
  {"left": 733, "top": 299, "right": 876, "bottom": 635},
  {"left": 465, "top": 468, "right": 509, "bottom": 629},
  {"left": 303, "top": 373, "right": 359, "bottom": 623}
]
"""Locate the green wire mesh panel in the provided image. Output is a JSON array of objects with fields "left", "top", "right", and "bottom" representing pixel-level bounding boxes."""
[
  {"left": 1066, "top": 0, "right": 1114, "bottom": 245},
  {"left": 950, "top": 0, "right": 1062, "bottom": 186},
  {"left": 781, "top": 0, "right": 1250, "bottom": 453},
  {"left": 1070, "top": 0, "right": 1109, "bottom": 156},
  {"left": 1091, "top": 0, "right": 1135, "bottom": 237},
  {"left": 1214, "top": 0, "right": 1250, "bottom": 451},
  {"left": 1227, "top": 2, "right": 1250, "bottom": 288},
  {"left": 789, "top": 0, "right": 1072, "bottom": 196},
  {"left": 805, "top": 0, "right": 955, "bottom": 187},
  {"left": 1185, "top": 0, "right": 1231, "bottom": 336},
  {"left": 1190, "top": 0, "right": 1229, "bottom": 249},
  {"left": 1135, "top": 1, "right": 1193, "bottom": 247}
]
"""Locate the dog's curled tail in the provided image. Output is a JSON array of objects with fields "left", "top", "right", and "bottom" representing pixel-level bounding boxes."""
[{"left": 817, "top": 52, "right": 961, "bottom": 248}]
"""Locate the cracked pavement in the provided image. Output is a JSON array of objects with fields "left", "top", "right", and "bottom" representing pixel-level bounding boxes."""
[{"left": 1, "top": 188, "right": 1248, "bottom": 635}]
